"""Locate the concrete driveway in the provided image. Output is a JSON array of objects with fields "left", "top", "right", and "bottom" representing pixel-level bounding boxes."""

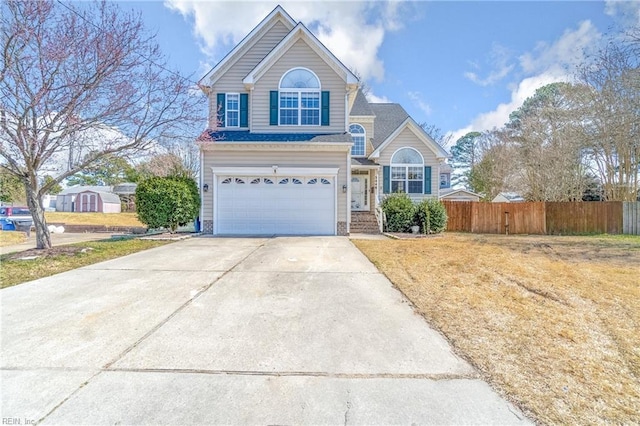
[{"left": 1, "top": 237, "right": 530, "bottom": 425}]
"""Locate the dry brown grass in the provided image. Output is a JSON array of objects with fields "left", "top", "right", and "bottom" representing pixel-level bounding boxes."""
[
  {"left": 45, "top": 212, "right": 143, "bottom": 227},
  {"left": 354, "top": 233, "right": 640, "bottom": 425},
  {"left": 0, "top": 230, "right": 27, "bottom": 247}
]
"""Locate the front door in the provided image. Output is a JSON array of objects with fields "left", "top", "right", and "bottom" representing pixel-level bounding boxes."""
[{"left": 351, "top": 175, "right": 369, "bottom": 211}]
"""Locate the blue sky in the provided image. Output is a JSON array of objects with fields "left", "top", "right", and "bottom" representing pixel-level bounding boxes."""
[{"left": 120, "top": 1, "right": 639, "bottom": 144}]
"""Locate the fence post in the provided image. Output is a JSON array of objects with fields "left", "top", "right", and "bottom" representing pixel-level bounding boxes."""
[{"left": 504, "top": 211, "right": 509, "bottom": 235}]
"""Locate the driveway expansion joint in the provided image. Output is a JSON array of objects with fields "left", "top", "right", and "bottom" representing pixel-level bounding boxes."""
[
  {"left": 101, "top": 241, "right": 267, "bottom": 370},
  {"left": 35, "top": 370, "right": 103, "bottom": 425},
  {"left": 102, "top": 367, "right": 480, "bottom": 380}
]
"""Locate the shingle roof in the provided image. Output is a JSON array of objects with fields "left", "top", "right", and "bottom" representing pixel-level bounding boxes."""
[
  {"left": 350, "top": 89, "right": 374, "bottom": 116},
  {"left": 351, "top": 157, "right": 379, "bottom": 167},
  {"left": 59, "top": 185, "right": 113, "bottom": 195},
  {"left": 202, "top": 130, "right": 353, "bottom": 143},
  {"left": 368, "top": 103, "right": 410, "bottom": 149}
]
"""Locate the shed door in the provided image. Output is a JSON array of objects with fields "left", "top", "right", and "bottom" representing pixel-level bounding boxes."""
[
  {"left": 79, "top": 193, "right": 97, "bottom": 212},
  {"left": 216, "top": 176, "right": 335, "bottom": 235}
]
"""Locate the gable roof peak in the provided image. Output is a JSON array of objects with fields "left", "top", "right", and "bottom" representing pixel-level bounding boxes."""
[
  {"left": 350, "top": 89, "right": 374, "bottom": 116},
  {"left": 198, "top": 5, "right": 296, "bottom": 88},
  {"left": 243, "top": 19, "right": 359, "bottom": 86}
]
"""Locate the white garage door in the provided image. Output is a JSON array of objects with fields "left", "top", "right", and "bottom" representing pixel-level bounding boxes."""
[{"left": 216, "top": 176, "right": 335, "bottom": 235}]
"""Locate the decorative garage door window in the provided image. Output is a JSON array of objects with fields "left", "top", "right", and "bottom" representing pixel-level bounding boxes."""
[{"left": 219, "top": 177, "right": 330, "bottom": 185}]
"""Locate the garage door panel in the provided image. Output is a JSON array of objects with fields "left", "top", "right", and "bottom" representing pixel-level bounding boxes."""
[{"left": 216, "top": 175, "right": 335, "bottom": 235}]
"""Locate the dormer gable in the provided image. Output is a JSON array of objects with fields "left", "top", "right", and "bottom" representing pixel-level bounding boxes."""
[
  {"left": 243, "top": 22, "right": 359, "bottom": 89},
  {"left": 370, "top": 117, "right": 449, "bottom": 160}
]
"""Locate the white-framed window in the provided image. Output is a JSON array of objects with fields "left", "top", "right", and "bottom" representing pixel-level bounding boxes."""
[
  {"left": 349, "top": 123, "right": 366, "bottom": 156},
  {"left": 391, "top": 147, "right": 424, "bottom": 194},
  {"left": 226, "top": 93, "right": 239, "bottom": 127},
  {"left": 440, "top": 173, "right": 450, "bottom": 189},
  {"left": 279, "top": 68, "right": 320, "bottom": 126}
]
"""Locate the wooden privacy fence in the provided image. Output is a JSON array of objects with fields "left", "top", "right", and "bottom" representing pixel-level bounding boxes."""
[{"left": 442, "top": 201, "right": 640, "bottom": 235}]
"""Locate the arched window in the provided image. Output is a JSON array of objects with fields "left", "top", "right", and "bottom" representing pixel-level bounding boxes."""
[
  {"left": 349, "top": 124, "right": 366, "bottom": 156},
  {"left": 391, "top": 147, "right": 424, "bottom": 194},
  {"left": 279, "top": 68, "right": 320, "bottom": 126}
]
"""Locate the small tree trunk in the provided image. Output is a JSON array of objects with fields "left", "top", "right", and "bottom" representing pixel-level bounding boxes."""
[{"left": 24, "top": 184, "right": 51, "bottom": 249}]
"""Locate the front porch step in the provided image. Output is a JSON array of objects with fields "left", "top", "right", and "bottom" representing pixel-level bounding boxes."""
[{"left": 350, "top": 212, "right": 380, "bottom": 234}]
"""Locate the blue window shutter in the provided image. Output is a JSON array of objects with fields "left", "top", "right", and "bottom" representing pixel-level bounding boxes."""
[
  {"left": 270, "top": 91, "right": 278, "bottom": 125},
  {"left": 424, "top": 166, "right": 432, "bottom": 194},
  {"left": 240, "top": 93, "right": 248, "bottom": 127},
  {"left": 383, "top": 166, "right": 390, "bottom": 194},
  {"left": 217, "top": 93, "right": 225, "bottom": 127},
  {"left": 321, "top": 91, "right": 330, "bottom": 126}
]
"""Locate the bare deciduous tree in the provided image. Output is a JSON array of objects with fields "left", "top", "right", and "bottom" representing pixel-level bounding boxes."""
[
  {"left": 0, "top": 0, "right": 202, "bottom": 248},
  {"left": 468, "top": 130, "right": 517, "bottom": 200},
  {"left": 575, "top": 32, "right": 640, "bottom": 201},
  {"left": 505, "top": 83, "right": 588, "bottom": 201}
]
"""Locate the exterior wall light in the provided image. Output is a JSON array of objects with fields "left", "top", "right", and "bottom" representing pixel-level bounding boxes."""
[
  {"left": 203, "top": 183, "right": 209, "bottom": 192},
  {"left": 342, "top": 184, "right": 347, "bottom": 193}
]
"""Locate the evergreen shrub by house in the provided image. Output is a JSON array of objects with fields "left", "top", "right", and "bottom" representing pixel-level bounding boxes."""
[
  {"left": 381, "top": 193, "right": 448, "bottom": 233},
  {"left": 136, "top": 176, "right": 200, "bottom": 232},
  {"left": 381, "top": 192, "right": 415, "bottom": 232},
  {"left": 415, "top": 198, "right": 448, "bottom": 234}
]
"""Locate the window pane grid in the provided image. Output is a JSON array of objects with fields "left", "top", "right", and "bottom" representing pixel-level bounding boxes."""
[
  {"left": 391, "top": 165, "right": 424, "bottom": 194},
  {"left": 351, "top": 135, "right": 365, "bottom": 156},
  {"left": 226, "top": 94, "right": 239, "bottom": 127},
  {"left": 301, "top": 109, "right": 319, "bottom": 125},
  {"left": 279, "top": 70, "right": 320, "bottom": 126}
]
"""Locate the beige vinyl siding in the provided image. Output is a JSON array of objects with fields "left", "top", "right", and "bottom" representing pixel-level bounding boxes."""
[
  {"left": 378, "top": 127, "right": 441, "bottom": 197},
  {"left": 212, "top": 21, "right": 290, "bottom": 93},
  {"left": 208, "top": 21, "right": 291, "bottom": 129},
  {"left": 252, "top": 39, "right": 347, "bottom": 132},
  {"left": 201, "top": 149, "right": 348, "bottom": 223}
]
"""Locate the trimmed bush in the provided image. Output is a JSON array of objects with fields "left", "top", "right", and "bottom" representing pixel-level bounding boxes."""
[
  {"left": 381, "top": 192, "right": 415, "bottom": 232},
  {"left": 136, "top": 176, "right": 200, "bottom": 232},
  {"left": 415, "top": 198, "right": 448, "bottom": 234}
]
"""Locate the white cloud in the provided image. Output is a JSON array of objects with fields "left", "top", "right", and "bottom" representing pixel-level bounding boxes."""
[
  {"left": 407, "top": 91, "right": 432, "bottom": 116},
  {"left": 452, "top": 21, "right": 602, "bottom": 140},
  {"left": 605, "top": 0, "right": 640, "bottom": 28},
  {"left": 464, "top": 43, "right": 514, "bottom": 87},
  {"left": 366, "top": 91, "right": 391, "bottom": 104},
  {"left": 165, "top": 0, "right": 409, "bottom": 82},
  {"left": 519, "top": 20, "right": 600, "bottom": 75}
]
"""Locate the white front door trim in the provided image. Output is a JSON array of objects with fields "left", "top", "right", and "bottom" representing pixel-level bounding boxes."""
[{"left": 351, "top": 175, "right": 369, "bottom": 211}]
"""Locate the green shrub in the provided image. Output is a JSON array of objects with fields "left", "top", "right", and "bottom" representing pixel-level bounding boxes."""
[
  {"left": 415, "top": 198, "right": 448, "bottom": 234},
  {"left": 136, "top": 176, "right": 200, "bottom": 232},
  {"left": 381, "top": 193, "right": 415, "bottom": 232}
]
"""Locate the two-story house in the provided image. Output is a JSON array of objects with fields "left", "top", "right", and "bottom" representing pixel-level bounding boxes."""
[{"left": 197, "top": 6, "right": 450, "bottom": 236}]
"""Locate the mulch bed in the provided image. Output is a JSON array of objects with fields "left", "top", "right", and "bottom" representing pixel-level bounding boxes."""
[
  {"left": 385, "top": 232, "right": 445, "bottom": 239},
  {"left": 6, "top": 246, "right": 91, "bottom": 260}
]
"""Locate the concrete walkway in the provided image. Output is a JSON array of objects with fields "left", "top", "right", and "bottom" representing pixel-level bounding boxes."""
[{"left": 1, "top": 237, "right": 530, "bottom": 425}]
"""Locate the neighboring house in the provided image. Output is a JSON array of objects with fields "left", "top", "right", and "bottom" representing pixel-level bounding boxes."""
[
  {"left": 56, "top": 186, "right": 121, "bottom": 213},
  {"left": 439, "top": 189, "right": 482, "bottom": 202},
  {"left": 492, "top": 192, "right": 526, "bottom": 203},
  {"left": 196, "top": 6, "right": 449, "bottom": 236}
]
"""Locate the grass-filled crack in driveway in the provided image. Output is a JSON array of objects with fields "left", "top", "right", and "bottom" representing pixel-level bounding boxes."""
[{"left": 354, "top": 233, "right": 640, "bottom": 425}]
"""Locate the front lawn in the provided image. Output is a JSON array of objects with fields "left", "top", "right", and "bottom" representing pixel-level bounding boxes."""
[
  {"left": 354, "top": 233, "right": 640, "bottom": 425},
  {"left": 44, "top": 212, "right": 143, "bottom": 227},
  {"left": 0, "top": 238, "right": 171, "bottom": 289},
  {"left": 0, "top": 230, "right": 27, "bottom": 247}
]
